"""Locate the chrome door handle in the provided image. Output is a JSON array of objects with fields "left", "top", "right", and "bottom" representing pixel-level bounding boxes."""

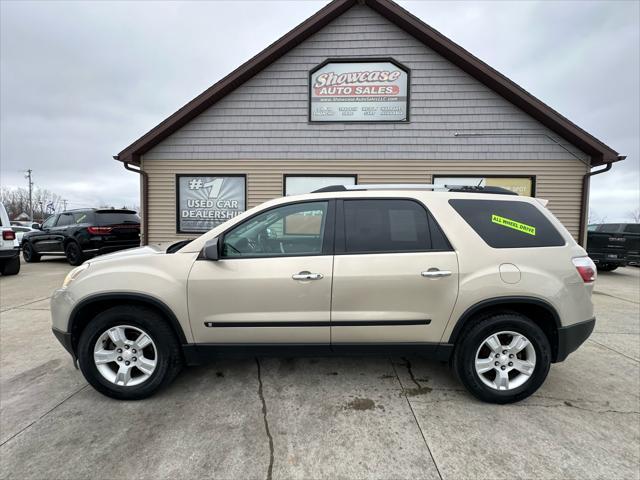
[
  {"left": 292, "top": 271, "right": 323, "bottom": 281},
  {"left": 421, "top": 269, "right": 452, "bottom": 278}
]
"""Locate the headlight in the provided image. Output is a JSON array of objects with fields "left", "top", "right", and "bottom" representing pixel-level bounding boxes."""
[{"left": 62, "top": 263, "right": 90, "bottom": 288}]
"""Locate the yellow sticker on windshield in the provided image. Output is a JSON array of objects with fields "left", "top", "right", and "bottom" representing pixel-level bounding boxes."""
[{"left": 491, "top": 214, "right": 536, "bottom": 235}]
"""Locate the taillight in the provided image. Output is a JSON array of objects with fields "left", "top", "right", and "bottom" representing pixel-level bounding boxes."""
[
  {"left": 87, "top": 226, "right": 113, "bottom": 235},
  {"left": 2, "top": 230, "right": 15, "bottom": 241},
  {"left": 572, "top": 256, "right": 597, "bottom": 283}
]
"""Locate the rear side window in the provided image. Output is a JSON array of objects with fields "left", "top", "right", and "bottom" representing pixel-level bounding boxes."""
[
  {"left": 73, "top": 211, "right": 93, "bottom": 224},
  {"left": 56, "top": 213, "right": 75, "bottom": 227},
  {"left": 449, "top": 199, "right": 565, "bottom": 248},
  {"left": 623, "top": 224, "right": 640, "bottom": 233},
  {"left": 342, "top": 199, "right": 448, "bottom": 253},
  {"left": 96, "top": 212, "right": 140, "bottom": 225}
]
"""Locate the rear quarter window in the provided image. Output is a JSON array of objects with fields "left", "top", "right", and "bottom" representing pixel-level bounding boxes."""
[{"left": 449, "top": 199, "right": 565, "bottom": 248}]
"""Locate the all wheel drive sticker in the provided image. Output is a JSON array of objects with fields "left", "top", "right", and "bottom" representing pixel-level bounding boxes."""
[{"left": 491, "top": 214, "right": 537, "bottom": 236}]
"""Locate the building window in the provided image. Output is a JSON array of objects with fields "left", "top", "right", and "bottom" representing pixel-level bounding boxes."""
[
  {"left": 284, "top": 175, "right": 356, "bottom": 196},
  {"left": 433, "top": 176, "right": 535, "bottom": 197}
]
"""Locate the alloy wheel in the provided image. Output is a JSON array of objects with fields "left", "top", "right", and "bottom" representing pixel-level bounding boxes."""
[
  {"left": 93, "top": 325, "right": 157, "bottom": 387},
  {"left": 474, "top": 331, "right": 536, "bottom": 391}
]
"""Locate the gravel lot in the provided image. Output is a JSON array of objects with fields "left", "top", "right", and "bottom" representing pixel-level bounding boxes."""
[{"left": 1, "top": 258, "right": 639, "bottom": 479}]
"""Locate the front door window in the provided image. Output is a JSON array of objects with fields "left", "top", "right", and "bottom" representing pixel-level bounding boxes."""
[{"left": 222, "top": 201, "right": 328, "bottom": 258}]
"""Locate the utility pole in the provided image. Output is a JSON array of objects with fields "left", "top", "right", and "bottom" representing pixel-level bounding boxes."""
[
  {"left": 25, "top": 169, "right": 33, "bottom": 221},
  {"left": 62, "top": 199, "right": 68, "bottom": 211}
]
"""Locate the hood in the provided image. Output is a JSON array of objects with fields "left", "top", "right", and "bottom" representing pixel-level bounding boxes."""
[{"left": 86, "top": 243, "right": 169, "bottom": 264}]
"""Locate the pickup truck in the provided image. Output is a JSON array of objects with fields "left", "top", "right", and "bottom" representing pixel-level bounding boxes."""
[{"left": 587, "top": 223, "right": 640, "bottom": 271}]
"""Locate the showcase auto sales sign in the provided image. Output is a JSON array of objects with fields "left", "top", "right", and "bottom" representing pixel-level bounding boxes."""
[{"left": 310, "top": 61, "right": 408, "bottom": 122}]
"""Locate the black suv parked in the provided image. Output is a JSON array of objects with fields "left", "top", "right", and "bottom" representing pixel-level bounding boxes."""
[
  {"left": 22, "top": 209, "right": 141, "bottom": 266},
  {"left": 587, "top": 223, "right": 640, "bottom": 271}
]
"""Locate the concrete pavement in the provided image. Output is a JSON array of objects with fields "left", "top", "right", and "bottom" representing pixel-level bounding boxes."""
[{"left": 1, "top": 259, "right": 639, "bottom": 479}]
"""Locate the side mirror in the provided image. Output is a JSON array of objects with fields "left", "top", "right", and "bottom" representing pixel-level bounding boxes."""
[
  {"left": 202, "top": 237, "right": 220, "bottom": 261},
  {"left": 34, "top": 224, "right": 42, "bottom": 230}
]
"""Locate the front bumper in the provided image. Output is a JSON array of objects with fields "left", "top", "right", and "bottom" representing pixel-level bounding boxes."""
[
  {"left": 555, "top": 317, "right": 595, "bottom": 362},
  {"left": 52, "top": 327, "right": 75, "bottom": 361}
]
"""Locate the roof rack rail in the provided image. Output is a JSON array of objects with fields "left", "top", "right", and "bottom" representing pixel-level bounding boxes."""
[{"left": 311, "top": 184, "right": 518, "bottom": 195}]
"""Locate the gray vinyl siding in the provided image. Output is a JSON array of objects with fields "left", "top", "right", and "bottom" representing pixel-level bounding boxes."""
[{"left": 142, "top": 4, "right": 589, "bottom": 243}]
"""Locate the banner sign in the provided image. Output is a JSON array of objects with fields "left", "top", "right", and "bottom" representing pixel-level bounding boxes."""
[
  {"left": 177, "top": 175, "right": 245, "bottom": 233},
  {"left": 310, "top": 61, "right": 409, "bottom": 122}
]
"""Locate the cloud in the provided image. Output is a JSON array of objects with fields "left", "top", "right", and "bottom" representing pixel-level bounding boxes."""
[{"left": 1, "top": 0, "right": 638, "bottom": 221}]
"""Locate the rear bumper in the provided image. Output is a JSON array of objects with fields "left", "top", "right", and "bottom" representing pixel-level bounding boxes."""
[
  {"left": 555, "top": 317, "right": 595, "bottom": 362},
  {"left": 82, "top": 241, "right": 140, "bottom": 256},
  {"left": 0, "top": 248, "right": 20, "bottom": 260},
  {"left": 589, "top": 252, "right": 627, "bottom": 266}
]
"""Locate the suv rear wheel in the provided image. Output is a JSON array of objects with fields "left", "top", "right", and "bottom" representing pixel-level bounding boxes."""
[
  {"left": 77, "top": 306, "right": 183, "bottom": 400},
  {"left": 454, "top": 313, "right": 551, "bottom": 404},
  {"left": 65, "top": 241, "right": 84, "bottom": 266}
]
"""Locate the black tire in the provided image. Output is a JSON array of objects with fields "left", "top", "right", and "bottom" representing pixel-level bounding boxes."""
[
  {"left": 65, "top": 241, "right": 84, "bottom": 266},
  {"left": 453, "top": 313, "right": 551, "bottom": 404},
  {"left": 77, "top": 305, "right": 183, "bottom": 400},
  {"left": 597, "top": 263, "right": 618, "bottom": 272},
  {"left": 0, "top": 256, "right": 20, "bottom": 275},
  {"left": 22, "top": 242, "right": 41, "bottom": 263}
]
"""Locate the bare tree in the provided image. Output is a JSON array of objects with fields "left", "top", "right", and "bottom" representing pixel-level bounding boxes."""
[
  {"left": 1, "top": 186, "right": 62, "bottom": 222},
  {"left": 628, "top": 207, "right": 640, "bottom": 223},
  {"left": 588, "top": 209, "right": 607, "bottom": 225}
]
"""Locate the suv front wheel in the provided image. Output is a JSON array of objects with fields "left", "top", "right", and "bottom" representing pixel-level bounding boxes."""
[
  {"left": 454, "top": 313, "right": 551, "bottom": 404},
  {"left": 77, "top": 306, "right": 183, "bottom": 400}
]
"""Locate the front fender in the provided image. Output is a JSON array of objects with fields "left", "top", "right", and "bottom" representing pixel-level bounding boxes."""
[{"left": 57, "top": 251, "right": 198, "bottom": 343}]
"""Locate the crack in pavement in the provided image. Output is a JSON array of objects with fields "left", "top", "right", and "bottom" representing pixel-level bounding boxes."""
[
  {"left": 0, "top": 384, "right": 89, "bottom": 447},
  {"left": 592, "top": 331, "right": 640, "bottom": 335},
  {"left": 0, "top": 296, "right": 50, "bottom": 313},
  {"left": 403, "top": 357, "right": 421, "bottom": 389},
  {"left": 593, "top": 290, "right": 640, "bottom": 305},
  {"left": 588, "top": 338, "right": 639, "bottom": 363},
  {"left": 255, "top": 358, "right": 274, "bottom": 480},
  {"left": 391, "top": 358, "right": 443, "bottom": 480},
  {"left": 405, "top": 396, "right": 639, "bottom": 415}
]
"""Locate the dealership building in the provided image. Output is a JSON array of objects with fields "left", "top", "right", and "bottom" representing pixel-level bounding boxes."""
[{"left": 114, "top": 0, "right": 624, "bottom": 245}]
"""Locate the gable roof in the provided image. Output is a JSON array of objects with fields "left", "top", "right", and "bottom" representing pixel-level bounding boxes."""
[{"left": 115, "top": 0, "right": 623, "bottom": 167}]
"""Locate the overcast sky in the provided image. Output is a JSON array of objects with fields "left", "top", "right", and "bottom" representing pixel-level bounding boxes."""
[{"left": 1, "top": 0, "right": 638, "bottom": 221}]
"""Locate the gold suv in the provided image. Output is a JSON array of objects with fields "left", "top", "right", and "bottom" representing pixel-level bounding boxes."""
[{"left": 50, "top": 185, "right": 597, "bottom": 403}]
